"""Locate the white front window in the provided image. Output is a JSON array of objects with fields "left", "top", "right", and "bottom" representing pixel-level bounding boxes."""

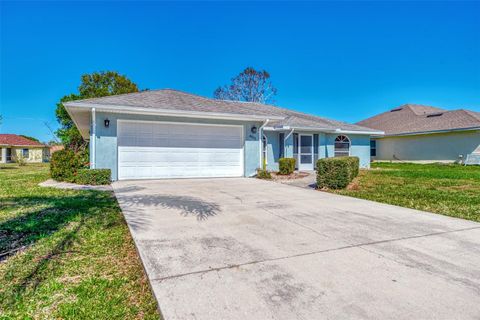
[{"left": 334, "top": 135, "right": 350, "bottom": 157}]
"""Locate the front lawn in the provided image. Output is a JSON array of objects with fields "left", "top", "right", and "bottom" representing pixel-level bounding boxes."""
[
  {"left": 332, "top": 162, "right": 480, "bottom": 222},
  {"left": 0, "top": 164, "right": 159, "bottom": 319}
]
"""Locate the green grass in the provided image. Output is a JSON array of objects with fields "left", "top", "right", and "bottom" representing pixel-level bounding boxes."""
[
  {"left": 332, "top": 162, "right": 480, "bottom": 222},
  {"left": 0, "top": 164, "right": 160, "bottom": 319}
]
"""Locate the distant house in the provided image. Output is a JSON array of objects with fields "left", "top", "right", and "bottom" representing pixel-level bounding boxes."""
[
  {"left": 0, "top": 134, "right": 50, "bottom": 163},
  {"left": 49, "top": 144, "right": 64, "bottom": 154},
  {"left": 357, "top": 104, "right": 480, "bottom": 163}
]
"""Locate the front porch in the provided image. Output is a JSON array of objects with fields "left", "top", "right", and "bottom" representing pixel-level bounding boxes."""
[
  {"left": 0, "top": 147, "right": 13, "bottom": 164},
  {"left": 262, "top": 130, "right": 372, "bottom": 171}
]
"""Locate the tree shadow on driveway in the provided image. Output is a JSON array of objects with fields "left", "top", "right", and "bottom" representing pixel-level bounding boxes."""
[{"left": 117, "top": 194, "right": 221, "bottom": 222}]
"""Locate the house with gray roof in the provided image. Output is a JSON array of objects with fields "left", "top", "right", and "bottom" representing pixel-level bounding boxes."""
[
  {"left": 65, "top": 89, "right": 382, "bottom": 180},
  {"left": 357, "top": 104, "right": 480, "bottom": 163}
]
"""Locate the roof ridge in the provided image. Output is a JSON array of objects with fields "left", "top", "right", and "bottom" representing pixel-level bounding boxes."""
[
  {"left": 161, "top": 88, "right": 277, "bottom": 108},
  {"left": 161, "top": 89, "right": 364, "bottom": 128},
  {"left": 462, "top": 109, "right": 480, "bottom": 121}
]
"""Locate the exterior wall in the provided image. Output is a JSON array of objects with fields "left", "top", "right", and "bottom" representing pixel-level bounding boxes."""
[
  {"left": 265, "top": 131, "right": 371, "bottom": 170},
  {"left": 325, "top": 134, "right": 371, "bottom": 168},
  {"left": 10, "top": 147, "right": 47, "bottom": 163},
  {"left": 373, "top": 130, "right": 480, "bottom": 161},
  {"left": 92, "top": 111, "right": 262, "bottom": 180},
  {"left": 264, "top": 131, "right": 280, "bottom": 171}
]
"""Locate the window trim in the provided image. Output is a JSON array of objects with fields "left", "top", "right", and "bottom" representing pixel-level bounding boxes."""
[
  {"left": 22, "top": 148, "right": 29, "bottom": 159},
  {"left": 279, "top": 132, "right": 284, "bottom": 158},
  {"left": 370, "top": 139, "right": 377, "bottom": 157}
]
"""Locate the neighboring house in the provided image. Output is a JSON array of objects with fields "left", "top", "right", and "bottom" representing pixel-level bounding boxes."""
[
  {"left": 357, "top": 104, "right": 480, "bottom": 162},
  {"left": 64, "top": 89, "right": 382, "bottom": 180},
  {"left": 0, "top": 134, "right": 50, "bottom": 163},
  {"left": 49, "top": 144, "right": 65, "bottom": 154}
]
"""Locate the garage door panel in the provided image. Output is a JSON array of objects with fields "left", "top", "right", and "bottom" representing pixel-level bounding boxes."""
[{"left": 117, "top": 121, "right": 244, "bottom": 180}]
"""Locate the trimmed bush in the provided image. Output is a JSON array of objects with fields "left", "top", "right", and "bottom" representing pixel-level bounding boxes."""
[
  {"left": 256, "top": 168, "right": 272, "bottom": 179},
  {"left": 75, "top": 169, "right": 111, "bottom": 185},
  {"left": 50, "top": 149, "right": 88, "bottom": 182},
  {"left": 15, "top": 155, "right": 27, "bottom": 166},
  {"left": 278, "top": 158, "right": 296, "bottom": 175},
  {"left": 316, "top": 156, "right": 360, "bottom": 189},
  {"left": 344, "top": 156, "right": 359, "bottom": 181}
]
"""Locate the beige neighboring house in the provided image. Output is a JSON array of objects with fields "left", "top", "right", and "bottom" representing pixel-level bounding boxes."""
[
  {"left": 0, "top": 134, "right": 50, "bottom": 163},
  {"left": 357, "top": 104, "right": 480, "bottom": 163}
]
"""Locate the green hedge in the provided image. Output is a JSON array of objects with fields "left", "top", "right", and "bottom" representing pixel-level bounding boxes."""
[
  {"left": 316, "top": 156, "right": 360, "bottom": 189},
  {"left": 278, "top": 158, "right": 296, "bottom": 175},
  {"left": 50, "top": 149, "right": 87, "bottom": 183},
  {"left": 75, "top": 169, "right": 111, "bottom": 185}
]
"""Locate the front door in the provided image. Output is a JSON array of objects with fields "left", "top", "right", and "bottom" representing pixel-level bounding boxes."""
[
  {"left": 298, "top": 134, "right": 313, "bottom": 171},
  {"left": 6, "top": 148, "right": 12, "bottom": 162}
]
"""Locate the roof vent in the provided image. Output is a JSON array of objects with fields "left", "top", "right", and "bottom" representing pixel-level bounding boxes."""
[
  {"left": 426, "top": 112, "right": 444, "bottom": 118},
  {"left": 390, "top": 107, "right": 403, "bottom": 112}
]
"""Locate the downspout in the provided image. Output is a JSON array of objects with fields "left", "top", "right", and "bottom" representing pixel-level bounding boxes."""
[
  {"left": 91, "top": 108, "right": 96, "bottom": 169},
  {"left": 259, "top": 119, "right": 270, "bottom": 169},
  {"left": 284, "top": 128, "right": 294, "bottom": 157}
]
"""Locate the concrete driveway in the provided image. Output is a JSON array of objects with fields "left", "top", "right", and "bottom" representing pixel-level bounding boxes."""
[{"left": 113, "top": 178, "right": 480, "bottom": 320}]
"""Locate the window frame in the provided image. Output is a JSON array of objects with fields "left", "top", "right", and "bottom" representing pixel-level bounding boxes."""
[
  {"left": 22, "top": 148, "right": 29, "bottom": 159},
  {"left": 370, "top": 140, "right": 377, "bottom": 157},
  {"left": 279, "top": 132, "right": 284, "bottom": 158},
  {"left": 334, "top": 135, "right": 351, "bottom": 157}
]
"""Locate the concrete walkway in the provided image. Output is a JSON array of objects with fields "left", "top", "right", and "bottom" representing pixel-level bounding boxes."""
[
  {"left": 39, "top": 179, "right": 112, "bottom": 191},
  {"left": 113, "top": 178, "right": 480, "bottom": 320}
]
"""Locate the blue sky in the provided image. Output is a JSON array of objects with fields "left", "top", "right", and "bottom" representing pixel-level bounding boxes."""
[{"left": 1, "top": 1, "right": 479, "bottom": 142}]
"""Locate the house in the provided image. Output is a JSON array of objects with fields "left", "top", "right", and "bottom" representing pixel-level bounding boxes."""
[
  {"left": 64, "top": 89, "right": 383, "bottom": 180},
  {"left": 49, "top": 144, "right": 65, "bottom": 154},
  {"left": 357, "top": 104, "right": 480, "bottom": 162},
  {"left": 0, "top": 134, "right": 50, "bottom": 163}
]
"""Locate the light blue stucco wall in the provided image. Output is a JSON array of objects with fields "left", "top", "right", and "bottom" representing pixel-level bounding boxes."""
[
  {"left": 92, "top": 111, "right": 262, "bottom": 180},
  {"left": 325, "top": 133, "right": 371, "bottom": 168},
  {"left": 374, "top": 130, "right": 480, "bottom": 161},
  {"left": 264, "top": 131, "right": 280, "bottom": 171},
  {"left": 265, "top": 131, "right": 371, "bottom": 171}
]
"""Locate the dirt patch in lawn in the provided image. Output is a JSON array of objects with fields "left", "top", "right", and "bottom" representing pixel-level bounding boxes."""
[{"left": 271, "top": 171, "right": 311, "bottom": 181}]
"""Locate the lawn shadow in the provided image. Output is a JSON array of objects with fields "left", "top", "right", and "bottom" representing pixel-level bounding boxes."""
[
  {"left": 0, "top": 190, "right": 120, "bottom": 301},
  {"left": 0, "top": 191, "right": 111, "bottom": 261}
]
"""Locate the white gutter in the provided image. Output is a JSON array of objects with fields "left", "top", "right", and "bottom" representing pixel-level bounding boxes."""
[
  {"left": 259, "top": 119, "right": 270, "bottom": 169},
  {"left": 379, "top": 126, "right": 480, "bottom": 138},
  {"left": 263, "top": 125, "right": 383, "bottom": 135},
  {"left": 91, "top": 108, "right": 96, "bottom": 169},
  {"left": 335, "top": 129, "right": 385, "bottom": 135},
  {"left": 64, "top": 102, "right": 284, "bottom": 122}
]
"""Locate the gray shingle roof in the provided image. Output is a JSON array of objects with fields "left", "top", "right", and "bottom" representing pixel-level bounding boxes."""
[
  {"left": 67, "top": 89, "right": 378, "bottom": 133},
  {"left": 357, "top": 104, "right": 480, "bottom": 135}
]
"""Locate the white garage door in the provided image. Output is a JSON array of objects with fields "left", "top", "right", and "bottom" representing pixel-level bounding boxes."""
[{"left": 117, "top": 120, "right": 244, "bottom": 180}]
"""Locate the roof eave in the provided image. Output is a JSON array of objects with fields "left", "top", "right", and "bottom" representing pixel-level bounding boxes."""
[
  {"left": 0, "top": 144, "right": 46, "bottom": 147},
  {"left": 64, "top": 102, "right": 284, "bottom": 122},
  {"left": 379, "top": 126, "right": 480, "bottom": 137},
  {"left": 264, "top": 125, "right": 383, "bottom": 135}
]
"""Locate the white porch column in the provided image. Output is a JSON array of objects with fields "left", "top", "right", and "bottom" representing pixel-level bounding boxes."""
[{"left": 1, "top": 147, "right": 6, "bottom": 163}]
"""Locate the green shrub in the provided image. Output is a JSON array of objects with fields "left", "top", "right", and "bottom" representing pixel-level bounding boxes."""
[
  {"left": 316, "top": 156, "right": 360, "bottom": 189},
  {"left": 278, "top": 158, "right": 296, "bottom": 175},
  {"left": 15, "top": 155, "right": 27, "bottom": 166},
  {"left": 50, "top": 149, "right": 88, "bottom": 182},
  {"left": 256, "top": 168, "right": 272, "bottom": 179},
  {"left": 75, "top": 169, "right": 111, "bottom": 185},
  {"left": 344, "top": 156, "right": 359, "bottom": 180}
]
